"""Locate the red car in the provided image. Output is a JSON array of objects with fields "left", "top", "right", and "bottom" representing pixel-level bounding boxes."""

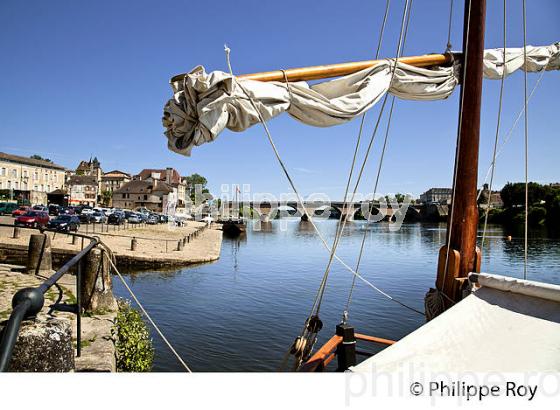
[
  {"left": 15, "top": 211, "right": 50, "bottom": 228},
  {"left": 11, "top": 206, "right": 30, "bottom": 217}
]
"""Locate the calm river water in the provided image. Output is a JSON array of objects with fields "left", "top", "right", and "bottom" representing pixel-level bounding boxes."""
[{"left": 113, "top": 220, "right": 560, "bottom": 372}]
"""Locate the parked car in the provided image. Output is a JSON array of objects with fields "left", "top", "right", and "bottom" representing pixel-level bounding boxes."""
[
  {"left": 127, "top": 214, "right": 141, "bottom": 224},
  {"left": 91, "top": 212, "right": 106, "bottom": 223},
  {"left": 79, "top": 213, "right": 93, "bottom": 224},
  {"left": 48, "top": 204, "right": 60, "bottom": 216},
  {"left": 0, "top": 202, "right": 19, "bottom": 215},
  {"left": 11, "top": 206, "right": 30, "bottom": 217},
  {"left": 32, "top": 205, "right": 48, "bottom": 212},
  {"left": 158, "top": 214, "right": 169, "bottom": 223},
  {"left": 48, "top": 215, "right": 80, "bottom": 232},
  {"left": 146, "top": 214, "right": 159, "bottom": 225},
  {"left": 108, "top": 212, "right": 125, "bottom": 225},
  {"left": 79, "top": 206, "right": 93, "bottom": 215},
  {"left": 15, "top": 211, "right": 49, "bottom": 228},
  {"left": 59, "top": 206, "right": 75, "bottom": 215}
]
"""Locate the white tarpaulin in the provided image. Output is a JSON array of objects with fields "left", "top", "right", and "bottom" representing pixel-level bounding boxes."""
[
  {"left": 350, "top": 273, "right": 560, "bottom": 373},
  {"left": 163, "top": 43, "right": 559, "bottom": 156}
]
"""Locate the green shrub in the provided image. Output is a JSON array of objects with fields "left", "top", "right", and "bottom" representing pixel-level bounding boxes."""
[
  {"left": 112, "top": 299, "right": 154, "bottom": 372},
  {"left": 528, "top": 206, "right": 547, "bottom": 226}
]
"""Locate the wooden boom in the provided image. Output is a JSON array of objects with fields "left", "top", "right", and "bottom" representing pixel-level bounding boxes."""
[{"left": 170, "top": 53, "right": 454, "bottom": 83}]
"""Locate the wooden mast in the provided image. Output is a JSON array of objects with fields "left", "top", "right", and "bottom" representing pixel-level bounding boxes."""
[
  {"left": 436, "top": 0, "right": 486, "bottom": 305},
  {"left": 170, "top": 53, "right": 453, "bottom": 84}
]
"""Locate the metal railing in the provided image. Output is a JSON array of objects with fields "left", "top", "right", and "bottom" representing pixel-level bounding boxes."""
[{"left": 0, "top": 223, "right": 100, "bottom": 372}]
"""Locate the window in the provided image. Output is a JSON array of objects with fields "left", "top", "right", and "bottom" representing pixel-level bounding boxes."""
[
  {"left": 34, "top": 185, "right": 38, "bottom": 191},
  {"left": 0, "top": 168, "right": 5, "bottom": 176},
  {"left": 33, "top": 171, "right": 38, "bottom": 180},
  {"left": 11, "top": 169, "right": 17, "bottom": 177},
  {"left": 14, "top": 181, "right": 19, "bottom": 189},
  {"left": 23, "top": 170, "right": 28, "bottom": 178},
  {"left": 7, "top": 181, "right": 11, "bottom": 189},
  {"left": 144, "top": 195, "right": 148, "bottom": 200}
]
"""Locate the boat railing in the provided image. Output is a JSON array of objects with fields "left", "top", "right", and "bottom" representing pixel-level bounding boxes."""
[
  {"left": 0, "top": 223, "right": 100, "bottom": 372},
  {"left": 299, "top": 326, "right": 396, "bottom": 372}
]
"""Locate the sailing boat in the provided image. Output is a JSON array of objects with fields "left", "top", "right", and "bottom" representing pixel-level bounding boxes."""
[
  {"left": 219, "top": 185, "right": 247, "bottom": 237},
  {"left": 162, "top": 0, "right": 560, "bottom": 372}
]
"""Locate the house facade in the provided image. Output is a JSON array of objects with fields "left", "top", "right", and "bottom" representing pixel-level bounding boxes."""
[
  {"left": 135, "top": 167, "right": 187, "bottom": 210},
  {"left": 0, "top": 152, "right": 66, "bottom": 205},
  {"left": 112, "top": 179, "right": 176, "bottom": 212},
  {"left": 101, "top": 170, "right": 131, "bottom": 206},
  {"left": 419, "top": 188, "right": 453, "bottom": 205},
  {"left": 67, "top": 175, "right": 98, "bottom": 207}
]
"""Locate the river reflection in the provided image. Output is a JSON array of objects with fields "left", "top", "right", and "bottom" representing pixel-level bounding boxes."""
[{"left": 113, "top": 220, "right": 560, "bottom": 371}]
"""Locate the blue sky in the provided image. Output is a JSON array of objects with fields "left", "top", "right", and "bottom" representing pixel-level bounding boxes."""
[{"left": 0, "top": 0, "right": 558, "bottom": 199}]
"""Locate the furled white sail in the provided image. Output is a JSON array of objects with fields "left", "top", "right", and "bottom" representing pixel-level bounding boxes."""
[{"left": 163, "top": 43, "right": 559, "bottom": 157}]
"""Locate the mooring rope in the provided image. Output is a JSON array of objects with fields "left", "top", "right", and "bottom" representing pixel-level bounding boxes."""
[{"left": 98, "top": 241, "right": 193, "bottom": 372}]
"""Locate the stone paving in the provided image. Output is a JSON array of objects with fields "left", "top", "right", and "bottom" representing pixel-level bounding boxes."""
[{"left": 0, "top": 263, "right": 116, "bottom": 371}]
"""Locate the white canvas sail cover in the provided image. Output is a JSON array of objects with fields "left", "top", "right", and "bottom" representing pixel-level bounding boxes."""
[
  {"left": 350, "top": 273, "right": 560, "bottom": 373},
  {"left": 163, "top": 42, "right": 559, "bottom": 156}
]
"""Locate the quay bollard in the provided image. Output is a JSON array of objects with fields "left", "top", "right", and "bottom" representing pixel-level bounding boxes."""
[
  {"left": 131, "top": 237, "right": 138, "bottom": 251},
  {"left": 12, "top": 226, "right": 21, "bottom": 239},
  {"left": 176, "top": 239, "right": 183, "bottom": 251},
  {"left": 81, "top": 248, "right": 117, "bottom": 313},
  {"left": 182, "top": 236, "right": 187, "bottom": 246},
  {"left": 27, "top": 233, "right": 52, "bottom": 275},
  {"left": 71, "top": 235, "right": 78, "bottom": 245}
]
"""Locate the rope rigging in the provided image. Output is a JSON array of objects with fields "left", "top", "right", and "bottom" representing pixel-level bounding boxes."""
[
  {"left": 296, "top": 0, "right": 415, "bottom": 367},
  {"left": 481, "top": 0, "right": 507, "bottom": 255},
  {"left": 224, "top": 0, "right": 425, "bottom": 370},
  {"left": 345, "top": 0, "right": 414, "bottom": 321},
  {"left": 522, "top": 0, "right": 529, "bottom": 280}
]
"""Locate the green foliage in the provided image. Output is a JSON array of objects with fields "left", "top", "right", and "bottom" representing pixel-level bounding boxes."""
[
  {"left": 185, "top": 173, "right": 209, "bottom": 202},
  {"left": 528, "top": 206, "right": 547, "bottom": 225},
  {"left": 30, "top": 154, "right": 52, "bottom": 163},
  {"left": 112, "top": 300, "right": 154, "bottom": 372},
  {"left": 496, "top": 182, "right": 560, "bottom": 229},
  {"left": 101, "top": 190, "right": 112, "bottom": 206},
  {"left": 500, "top": 182, "right": 550, "bottom": 208}
]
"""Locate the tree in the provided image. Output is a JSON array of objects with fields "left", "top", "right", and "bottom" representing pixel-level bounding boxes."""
[
  {"left": 101, "top": 190, "right": 112, "bottom": 206},
  {"left": 30, "top": 154, "right": 52, "bottom": 163},
  {"left": 184, "top": 173, "right": 208, "bottom": 201}
]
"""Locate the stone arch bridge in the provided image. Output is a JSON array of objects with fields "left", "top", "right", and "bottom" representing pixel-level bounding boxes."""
[{"left": 221, "top": 201, "right": 438, "bottom": 222}]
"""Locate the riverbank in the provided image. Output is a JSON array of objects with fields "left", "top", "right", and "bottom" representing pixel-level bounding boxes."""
[{"left": 0, "top": 216, "right": 223, "bottom": 269}]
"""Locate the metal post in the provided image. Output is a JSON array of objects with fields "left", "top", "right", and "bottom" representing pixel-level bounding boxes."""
[
  {"left": 335, "top": 323, "right": 356, "bottom": 371},
  {"left": 76, "top": 258, "right": 83, "bottom": 358}
]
